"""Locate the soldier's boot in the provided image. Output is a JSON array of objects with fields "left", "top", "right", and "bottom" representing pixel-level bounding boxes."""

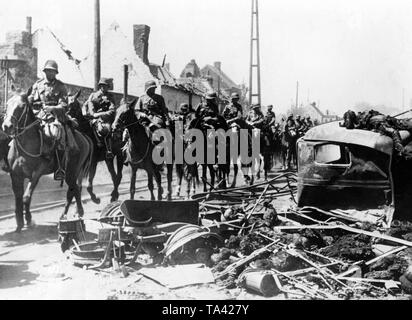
[
  {"left": 54, "top": 150, "right": 66, "bottom": 181},
  {"left": 2, "top": 158, "right": 11, "bottom": 173},
  {"left": 104, "top": 136, "right": 114, "bottom": 160}
]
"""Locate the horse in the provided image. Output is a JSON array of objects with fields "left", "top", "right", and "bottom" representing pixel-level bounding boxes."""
[
  {"left": 66, "top": 91, "right": 125, "bottom": 203},
  {"left": 112, "top": 99, "right": 165, "bottom": 201},
  {"left": 173, "top": 115, "right": 200, "bottom": 199},
  {"left": 2, "top": 93, "right": 93, "bottom": 232},
  {"left": 188, "top": 115, "right": 229, "bottom": 192},
  {"left": 259, "top": 123, "right": 275, "bottom": 180}
]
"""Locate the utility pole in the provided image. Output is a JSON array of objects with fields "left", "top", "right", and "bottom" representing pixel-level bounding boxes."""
[
  {"left": 94, "top": 0, "right": 101, "bottom": 91},
  {"left": 295, "top": 81, "right": 299, "bottom": 108},
  {"left": 402, "top": 87, "right": 405, "bottom": 110},
  {"left": 249, "top": 0, "right": 261, "bottom": 106}
]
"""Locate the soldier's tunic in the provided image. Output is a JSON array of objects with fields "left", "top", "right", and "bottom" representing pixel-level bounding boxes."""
[
  {"left": 85, "top": 90, "right": 116, "bottom": 137},
  {"left": 137, "top": 93, "right": 170, "bottom": 128},
  {"left": 246, "top": 109, "right": 264, "bottom": 129},
  {"left": 28, "top": 78, "right": 69, "bottom": 149},
  {"left": 265, "top": 110, "right": 276, "bottom": 127},
  {"left": 29, "top": 78, "right": 68, "bottom": 121}
]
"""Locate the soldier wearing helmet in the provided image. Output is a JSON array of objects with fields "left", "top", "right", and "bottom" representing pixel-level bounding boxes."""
[
  {"left": 246, "top": 104, "right": 265, "bottom": 129},
  {"left": 136, "top": 80, "right": 171, "bottom": 132},
  {"left": 84, "top": 78, "right": 116, "bottom": 159},
  {"left": 222, "top": 92, "right": 244, "bottom": 129},
  {"left": 28, "top": 60, "right": 78, "bottom": 180},
  {"left": 194, "top": 91, "right": 227, "bottom": 130},
  {"left": 265, "top": 105, "right": 276, "bottom": 127}
]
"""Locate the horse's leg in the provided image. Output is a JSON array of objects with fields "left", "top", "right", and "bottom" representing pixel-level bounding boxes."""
[
  {"left": 154, "top": 168, "right": 163, "bottom": 201},
  {"left": 166, "top": 163, "right": 173, "bottom": 201},
  {"left": 208, "top": 164, "right": 215, "bottom": 191},
  {"left": 105, "top": 158, "right": 119, "bottom": 202},
  {"left": 113, "top": 155, "right": 124, "bottom": 201},
  {"left": 147, "top": 170, "right": 155, "bottom": 201},
  {"left": 86, "top": 157, "right": 100, "bottom": 204},
  {"left": 175, "top": 164, "right": 183, "bottom": 197},
  {"left": 130, "top": 165, "right": 137, "bottom": 200},
  {"left": 231, "top": 163, "right": 238, "bottom": 188},
  {"left": 22, "top": 167, "right": 45, "bottom": 227},
  {"left": 202, "top": 164, "right": 207, "bottom": 192},
  {"left": 11, "top": 173, "right": 24, "bottom": 232}
]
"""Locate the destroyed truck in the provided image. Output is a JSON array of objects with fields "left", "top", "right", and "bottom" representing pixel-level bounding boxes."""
[{"left": 296, "top": 121, "right": 412, "bottom": 227}]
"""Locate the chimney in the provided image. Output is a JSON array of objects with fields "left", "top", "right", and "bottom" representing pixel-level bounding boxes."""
[
  {"left": 133, "top": 24, "right": 150, "bottom": 65},
  {"left": 214, "top": 61, "right": 221, "bottom": 71},
  {"left": 26, "top": 17, "right": 32, "bottom": 34}
]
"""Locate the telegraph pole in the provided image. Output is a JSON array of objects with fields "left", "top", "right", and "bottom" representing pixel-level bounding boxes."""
[
  {"left": 295, "top": 81, "right": 299, "bottom": 108},
  {"left": 94, "top": 0, "right": 101, "bottom": 91},
  {"left": 249, "top": 0, "right": 261, "bottom": 106}
]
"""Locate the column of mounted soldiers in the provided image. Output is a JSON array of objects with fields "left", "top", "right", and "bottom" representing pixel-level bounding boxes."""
[{"left": 2, "top": 59, "right": 318, "bottom": 178}]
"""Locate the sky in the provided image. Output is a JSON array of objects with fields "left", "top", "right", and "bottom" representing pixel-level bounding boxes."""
[{"left": 1, "top": 0, "right": 412, "bottom": 115}]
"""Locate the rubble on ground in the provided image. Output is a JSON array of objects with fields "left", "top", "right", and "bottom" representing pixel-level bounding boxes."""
[{"left": 61, "top": 173, "right": 412, "bottom": 300}]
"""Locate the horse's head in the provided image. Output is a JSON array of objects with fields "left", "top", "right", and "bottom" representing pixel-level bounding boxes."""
[
  {"left": 67, "top": 90, "right": 82, "bottom": 112},
  {"left": 2, "top": 93, "right": 31, "bottom": 136},
  {"left": 112, "top": 98, "right": 138, "bottom": 132}
]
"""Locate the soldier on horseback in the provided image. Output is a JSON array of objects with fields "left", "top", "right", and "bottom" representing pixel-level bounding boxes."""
[
  {"left": 84, "top": 78, "right": 116, "bottom": 159},
  {"left": 246, "top": 104, "right": 265, "bottom": 129},
  {"left": 27, "top": 60, "right": 79, "bottom": 180},
  {"left": 137, "top": 80, "right": 171, "bottom": 132},
  {"left": 265, "top": 105, "right": 276, "bottom": 128},
  {"left": 222, "top": 92, "right": 244, "bottom": 129},
  {"left": 283, "top": 114, "right": 298, "bottom": 169}
]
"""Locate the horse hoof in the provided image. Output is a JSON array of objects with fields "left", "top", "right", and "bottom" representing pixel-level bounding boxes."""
[
  {"left": 26, "top": 220, "right": 35, "bottom": 229},
  {"left": 15, "top": 226, "right": 23, "bottom": 233},
  {"left": 91, "top": 196, "right": 101, "bottom": 204}
]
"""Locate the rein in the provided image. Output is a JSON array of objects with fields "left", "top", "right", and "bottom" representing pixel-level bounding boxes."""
[
  {"left": 116, "top": 116, "right": 151, "bottom": 165},
  {"left": 6, "top": 103, "right": 43, "bottom": 158}
]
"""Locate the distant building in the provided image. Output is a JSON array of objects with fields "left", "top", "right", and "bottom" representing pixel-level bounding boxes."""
[
  {"left": 0, "top": 17, "right": 37, "bottom": 111},
  {"left": 1, "top": 18, "right": 202, "bottom": 112},
  {"left": 180, "top": 59, "right": 247, "bottom": 113},
  {"left": 304, "top": 102, "right": 340, "bottom": 123}
]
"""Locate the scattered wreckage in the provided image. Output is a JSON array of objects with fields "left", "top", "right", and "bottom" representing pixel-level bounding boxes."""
[{"left": 57, "top": 120, "right": 412, "bottom": 299}]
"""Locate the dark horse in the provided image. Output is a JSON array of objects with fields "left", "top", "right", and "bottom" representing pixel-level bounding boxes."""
[
  {"left": 112, "top": 100, "right": 165, "bottom": 201},
  {"left": 2, "top": 94, "right": 93, "bottom": 232},
  {"left": 66, "top": 91, "right": 125, "bottom": 203}
]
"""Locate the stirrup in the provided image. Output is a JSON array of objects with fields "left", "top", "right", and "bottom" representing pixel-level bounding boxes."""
[{"left": 54, "top": 168, "right": 66, "bottom": 181}]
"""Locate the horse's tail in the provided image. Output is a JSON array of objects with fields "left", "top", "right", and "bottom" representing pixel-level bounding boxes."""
[{"left": 78, "top": 133, "right": 93, "bottom": 182}]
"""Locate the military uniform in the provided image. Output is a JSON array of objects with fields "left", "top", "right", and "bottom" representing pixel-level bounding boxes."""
[
  {"left": 246, "top": 107, "right": 265, "bottom": 129},
  {"left": 29, "top": 78, "right": 68, "bottom": 122},
  {"left": 85, "top": 90, "right": 116, "bottom": 133},
  {"left": 85, "top": 79, "right": 116, "bottom": 158},
  {"left": 27, "top": 60, "right": 78, "bottom": 180},
  {"left": 137, "top": 93, "right": 170, "bottom": 131}
]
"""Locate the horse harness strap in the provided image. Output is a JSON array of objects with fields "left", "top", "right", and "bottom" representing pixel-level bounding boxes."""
[{"left": 14, "top": 128, "right": 44, "bottom": 158}]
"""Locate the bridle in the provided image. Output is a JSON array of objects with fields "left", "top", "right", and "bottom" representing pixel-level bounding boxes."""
[
  {"left": 4, "top": 102, "right": 43, "bottom": 158},
  {"left": 114, "top": 111, "right": 150, "bottom": 165}
]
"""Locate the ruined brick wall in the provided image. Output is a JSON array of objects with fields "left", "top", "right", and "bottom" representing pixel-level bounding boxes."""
[
  {"left": 65, "top": 83, "right": 138, "bottom": 107},
  {"left": 160, "top": 85, "right": 202, "bottom": 112},
  {"left": 0, "top": 30, "right": 37, "bottom": 111}
]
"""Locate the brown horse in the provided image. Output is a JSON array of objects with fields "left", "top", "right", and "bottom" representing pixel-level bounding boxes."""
[
  {"left": 112, "top": 100, "right": 165, "bottom": 201},
  {"left": 2, "top": 94, "right": 93, "bottom": 232}
]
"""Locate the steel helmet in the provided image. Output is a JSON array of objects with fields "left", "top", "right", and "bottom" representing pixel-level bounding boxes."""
[
  {"left": 43, "top": 60, "right": 59, "bottom": 73},
  {"left": 180, "top": 103, "right": 189, "bottom": 111},
  {"left": 205, "top": 91, "right": 217, "bottom": 100},
  {"left": 98, "top": 78, "right": 111, "bottom": 87},
  {"left": 231, "top": 92, "right": 240, "bottom": 100},
  {"left": 145, "top": 80, "right": 157, "bottom": 91}
]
